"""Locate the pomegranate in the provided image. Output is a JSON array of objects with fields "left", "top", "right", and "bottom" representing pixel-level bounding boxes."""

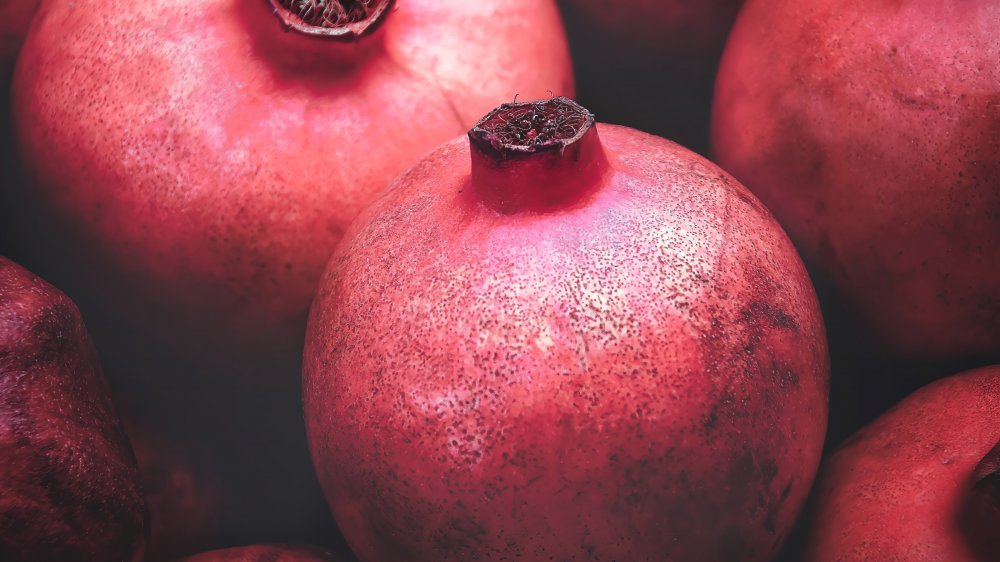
[
  {"left": 712, "top": 0, "right": 1000, "bottom": 361},
  {"left": 6, "top": 0, "right": 574, "bottom": 364},
  {"left": 803, "top": 365, "right": 1000, "bottom": 561},
  {"left": 304, "top": 97, "right": 830, "bottom": 561},
  {"left": 0, "top": 257, "right": 147, "bottom": 561},
  {"left": 175, "top": 545, "right": 345, "bottom": 562},
  {"left": 120, "top": 410, "right": 224, "bottom": 561},
  {"left": 558, "top": 0, "right": 744, "bottom": 153}
]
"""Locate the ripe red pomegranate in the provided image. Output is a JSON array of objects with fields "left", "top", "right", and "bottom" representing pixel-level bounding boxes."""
[
  {"left": 176, "top": 545, "right": 344, "bottom": 562},
  {"left": 0, "top": 257, "right": 147, "bottom": 561},
  {"left": 803, "top": 365, "right": 1000, "bottom": 561},
  {"left": 304, "top": 97, "right": 830, "bottom": 561},
  {"left": 7, "top": 0, "right": 573, "bottom": 363},
  {"left": 712, "top": 0, "right": 1000, "bottom": 360}
]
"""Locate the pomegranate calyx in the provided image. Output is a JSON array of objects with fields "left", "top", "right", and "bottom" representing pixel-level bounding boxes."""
[
  {"left": 469, "top": 96, "right": 595, "bottom": 160},
  {"left": 268, "top": 0, "right": 395, "bottom": 39}
]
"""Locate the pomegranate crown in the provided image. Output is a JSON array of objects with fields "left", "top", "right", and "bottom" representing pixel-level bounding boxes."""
[
  {"left": 269, "top": 0, "right": 395, "bottom": 39},
  {"left": 469, "top": 97, "right": 596, "bottom": 159}
]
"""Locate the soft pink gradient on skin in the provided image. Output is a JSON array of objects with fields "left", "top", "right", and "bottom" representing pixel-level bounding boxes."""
[
  {"left": 175, "top": 544, "right": 347, "bottom": 562},
  {"left": 712, "top": 0, "right": 1000, "bottom": 360},
  {"left": 8, "top": 0, "right": 574, "bottom": 363},
  {"left": 0, "top": 257, "right": 147, "bottom": 561},
  {"left": 304, "top": 120, "right": 829, "bottom": 561},
  {"left": 804, "top": 365, "right": 1000, "bottom": 561}
]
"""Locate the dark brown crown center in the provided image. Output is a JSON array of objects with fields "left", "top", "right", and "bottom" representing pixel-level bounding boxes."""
[{"left": 469, "top": 97, "right": 595, "bottom": 155}]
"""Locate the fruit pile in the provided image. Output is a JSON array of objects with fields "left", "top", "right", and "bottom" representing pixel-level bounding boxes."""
[{"left": 0, "top": 1, "right": 996, "bottom": 561}]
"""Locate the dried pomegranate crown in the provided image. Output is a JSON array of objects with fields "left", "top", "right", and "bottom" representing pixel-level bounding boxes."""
[
  {"left": 469, "top": 97, "right": 596, "bottom": 157},
  {"left": 269, "top": 0, "right": 395, "bottom": 38}
]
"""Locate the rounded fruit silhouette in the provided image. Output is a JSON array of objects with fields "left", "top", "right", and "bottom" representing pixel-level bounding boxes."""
[
  {"left": 804, "top": 365, "right": 1000, "bottom": 561},
  {"left": 0, "top": 257, "right": 147, "bottom": 561},
  {"left": 712, "top": 0, "right": 1000, "bottom": 361},
  {"left": 6, "top": 0, "right": 573, "bottom": 363},
  {"left": 304, "top": 97, "right": 830, "bottom": 561}
]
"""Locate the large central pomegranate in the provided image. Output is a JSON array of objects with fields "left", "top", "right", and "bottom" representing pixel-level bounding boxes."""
[
  {"left": 304, "top": 97, "right": 830, "bottom": 561},
  {"left": 5, "top": 0, "right": 574, "bottom": 363}
]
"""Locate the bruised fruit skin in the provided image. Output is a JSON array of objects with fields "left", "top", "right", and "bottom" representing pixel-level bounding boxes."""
[
  {"left": 803, "top": 365, "right": 1000, "bottom": 561},
  {"left": 175, "top": 544, "right": 345, "bottom": 562},
  {"left": 712, "top": 0, "right": 1000, "bottom": 360},
  {"left": 7, "top": 0, "right": 574, "bottom": 362},
  {"left": 0, "top": 257, "right": 147, "bottom": 561},
  {"left": 304, "top": 98, "right": 830, "bottom": 561}
]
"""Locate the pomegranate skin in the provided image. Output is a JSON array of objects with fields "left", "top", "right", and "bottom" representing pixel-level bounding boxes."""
[
  {"left": 803, "top": 366, "right": 1000, "bottom": 561},
  {"left": 175, "top": 544, "right": 345, "bottom": 562},
  {"left": 6, "top": 0, "right": 573, "bottom": 362},
  {"left": 0, "top": 257, "right": 147, "bottom": 561},
  {"left": 712, "top": 0, "right": 1000, "bottom": 360},
  {"left": 304, "top": 116, "right": 829, "bottom": 560}
]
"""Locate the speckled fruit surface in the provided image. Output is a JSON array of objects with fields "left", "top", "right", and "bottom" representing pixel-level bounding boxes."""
[
  {"left": 6, "top": 0, "right": 573, "bottom": 363},
  {"left": 175, "top": 544, "right": 345, "bottom": 562},
  {"left": 712, "top": 0, "right": 1000, "bottom": 361},
  {"left": 304, "top": 99, "right": 829, "bottom": 561},
  {"left": 0, "top": 257, "right": 147, "bottom": 561},
  {"left": 804, "top": 365, "right": 1000, "bottom": 561}
]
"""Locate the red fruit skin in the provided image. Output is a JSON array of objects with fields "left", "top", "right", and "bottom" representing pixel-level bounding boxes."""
[
  {"left": 803, "top": 365, "right": 1000, "bottom": 561},
  {"left": 712, "top": 0, "right": 1000, "bottom": 360},
  {"left": 0, "top": 257, "right": 147, "bottom": 561},
  {"left": 175, "top": 545, "right": 345, "bottom": 562},
  {"left": 7, "top": 0, "right": 574, "bottom": 362},
  {"left": 304, "top": 123, "right": 830, "bottom": 561}
]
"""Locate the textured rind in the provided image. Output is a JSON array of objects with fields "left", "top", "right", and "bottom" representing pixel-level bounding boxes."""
[
  {"left": 712, "top": 0, "right": 1000, "bottom": 360},
  {"left": 175, "top": 544, "right": 344, "bottom": 561},
  {"left": 804, "top": 366, "right": 1000, "bottom": 562},
  {"left": 0, "top": 257, "right": 147, "bottom": 561},
  {"left": 6, "top": 0, "right": 574, "bottom": 362},
  {"left": 304, "top": 125, "right": 830, "bottom": 561}
]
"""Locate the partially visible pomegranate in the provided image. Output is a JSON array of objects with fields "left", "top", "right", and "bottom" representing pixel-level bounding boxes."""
[
  {"left": 0, "top": 257, "right": 147, "bottom": 561},
  {"left": 121, "top": 411, "right": 224, "bottom": 561},
  {"left": 712, "top": 0, "right": 1000, "bottom": 361},
  {"left": 561, "top": 0, "right": 743, "bottom": 58},
  {"left": 558, "top": 0, "right": 744, "bottom": 153},
  {"left": 6, "top": 0, "right": 574, "bottom": 364},
  {"left": 803, "top": 365, "right": 1000, "bottom": 561},
  {"left": 304, "top": 97, "right": 829, "bottom": 561},
  {"left": 175, "top": 545, "right": 345, "bottom": 562}
]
